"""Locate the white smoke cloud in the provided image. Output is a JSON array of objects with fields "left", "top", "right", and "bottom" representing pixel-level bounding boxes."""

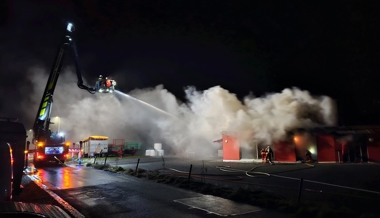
[
  {"left": 239, "top": 88, "right": 337, "bottom": 145},
  {"left": 24, "top": 67, "right": 337, "bottom": 158}
]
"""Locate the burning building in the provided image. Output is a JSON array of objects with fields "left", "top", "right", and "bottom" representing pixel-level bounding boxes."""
[{"left": 220, "top": 126, "right": 380, "bottom": 163}]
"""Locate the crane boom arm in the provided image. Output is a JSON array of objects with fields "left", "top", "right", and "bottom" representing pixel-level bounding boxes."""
[{"left": 33, "top": 23, "right": 95, "bottom": 143}]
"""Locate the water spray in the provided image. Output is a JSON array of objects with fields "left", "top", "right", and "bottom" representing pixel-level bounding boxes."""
[{"left": 115, "top": 90, "right": 180, "bottom": 120}]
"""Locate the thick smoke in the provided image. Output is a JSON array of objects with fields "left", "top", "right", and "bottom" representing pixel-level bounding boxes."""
[{"left": 24, "top": 67, "right": 337, "bottom": 158}]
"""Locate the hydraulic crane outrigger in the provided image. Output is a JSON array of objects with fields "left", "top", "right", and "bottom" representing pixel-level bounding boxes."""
[{"left": 32, "top": 22, "right": 114, "bottom": 165}]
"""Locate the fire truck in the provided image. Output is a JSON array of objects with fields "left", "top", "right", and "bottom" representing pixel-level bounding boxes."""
[
  {"left": 31, "top": 22, "right": 116, "bottom": 167},
  {"left": 0, "top": 22, "right": 115, "bottom": 216}
]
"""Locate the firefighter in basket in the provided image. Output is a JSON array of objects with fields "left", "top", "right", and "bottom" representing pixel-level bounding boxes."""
[{"left": 94, "top": 75, "right": 117, "bottom": 93}]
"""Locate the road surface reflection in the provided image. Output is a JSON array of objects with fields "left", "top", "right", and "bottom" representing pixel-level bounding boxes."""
[
  {"left": 31, "top": 163, "right": 122, "bottom": 190},
  {"left": 34, "top": 165, "right": 83, "bottom": 189}
]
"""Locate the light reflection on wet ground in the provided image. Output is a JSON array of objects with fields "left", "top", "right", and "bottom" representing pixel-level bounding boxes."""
[
  {"left": 24, "top": 160, "right": 292, "bottom": 217},
  {"left": 30, "top": 162, "right": 125, "bottom": 190}
]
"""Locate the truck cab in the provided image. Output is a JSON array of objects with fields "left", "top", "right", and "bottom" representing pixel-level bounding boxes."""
[
  {"left": 0, "top": 118, "right": 26, "bottom": 201},
  {"left": 33, "top": 141, "right": 70, "bottom": 167}
]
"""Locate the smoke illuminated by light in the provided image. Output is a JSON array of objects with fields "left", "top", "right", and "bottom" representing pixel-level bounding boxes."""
[{"left": 23, "top": 67, "right": 337, "bottom": 158}]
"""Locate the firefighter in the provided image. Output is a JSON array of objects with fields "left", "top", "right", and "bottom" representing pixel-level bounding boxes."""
[
  {"left": 261, "top": 148, "right": 267, "bottom": 164},
  {"left": 305, "top": 150, "right": 312, "bottom": 163},
  {"left": 78, "top": 149, "right": 82, "bottom": 165},
  {"left": 265, "top": 146, "right": 274, "bottom": 164},
  {"left": 105, "top": 77, "right": 111, "bottom": 88},
  {"left": 95, "top": 75, "right": 103, "bottom": 90}
]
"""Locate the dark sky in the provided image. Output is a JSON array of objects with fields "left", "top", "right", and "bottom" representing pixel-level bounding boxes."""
[{"left": 1, "top": 0, "right": 380, "bottom": 126}]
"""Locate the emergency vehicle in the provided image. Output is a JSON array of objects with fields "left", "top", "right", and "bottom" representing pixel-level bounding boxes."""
[{"left": 31, "top": 22, "right": 116, "bottom": 166}]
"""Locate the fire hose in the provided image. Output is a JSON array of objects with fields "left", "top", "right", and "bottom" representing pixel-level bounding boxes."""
[
  {"left": 159, "top": 162, "right": 380, "bottom": 199},
  {"left": 54, "top": 156, "right": 68, "bottom": 166}
]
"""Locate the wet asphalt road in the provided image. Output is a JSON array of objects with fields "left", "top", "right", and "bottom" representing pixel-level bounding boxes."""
[
  {"left": 30, "top": 157, "right": 380, "bottom": 217},
  {"left": 90, "top": 156, "right": 380, "bottom": 200},
  {"left": 31, "top": 160, "right": 289, "bottom": 218}
]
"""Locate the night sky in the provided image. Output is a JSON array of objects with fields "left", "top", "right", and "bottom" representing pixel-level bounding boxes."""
[{"left": 1, "top": 0, "right": 380, "bottom": 126}]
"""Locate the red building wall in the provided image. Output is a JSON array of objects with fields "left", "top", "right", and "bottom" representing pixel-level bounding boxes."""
[
  {"left": 222, "top": 134, "right": 240, "bottom": 160},
  {"left": 273, "top": 141, "right": 296, "bottom": 162},
  {"left": 367, "top": 141, "right": 380, "bottom": 162},
  {"left": 221, "top": 130, "right": 380, "bottom": 163},
  {"left": 317, "top": 134, "right": 338, "bottom": 162}
]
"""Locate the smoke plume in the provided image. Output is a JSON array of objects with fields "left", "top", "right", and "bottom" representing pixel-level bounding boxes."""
[{"left": 24, "top": 67, "right": 337, "bottom": 158}]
